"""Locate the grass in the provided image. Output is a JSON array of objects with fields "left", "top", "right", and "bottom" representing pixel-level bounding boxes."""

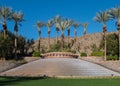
[{"left": 0, "top": 76, "right": 120, "bottom": 86}]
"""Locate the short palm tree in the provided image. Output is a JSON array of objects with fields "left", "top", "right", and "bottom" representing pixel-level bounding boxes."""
[
  {"left": 46, "top": 19, "right": 53, "bottom": 50},
  {"left": 11, "top": 11, "right": 24, "bottom": 59},
  {"left": 73, "top": 22, "right": 80, "bottom": 42},
  {"left": 82, "top": 23, "right": 89, "bottom": 36},
  {"left": 66, "top": 19, "right": 73, "bottom": 47},
  {"left": 59, "top": 19, "right": 68, "bottom": 50},
  {"left": 35, "top": 21, "right": 44, "bottom": 52},
  {"left": 54, "top": 15, "right": 61, "bottom": 43},
  {"left": 109, "top": 6, "right": 120, "bottom": 60},
  {"left": 94, "top": 11, "right": 111, "bottom": 60},
  {"left": 0, "top": 6, "right": 12, "bottom": 38}
]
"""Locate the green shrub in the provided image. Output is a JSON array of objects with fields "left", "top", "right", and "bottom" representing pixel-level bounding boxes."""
[
  {"left": 91, "top": 51, "right": 103, "bottom": 57},
  {"left": 107, "top": 55, "right": 118, "bottom": 60},
  {"left": 32, "top": 51, "right": 41, "bottom": 57},
  {"left": 62, "top": 49, "right": 70, "bottom": 52},
  {"left": 80, "top": 52, "right": 87, "bottom": 57},
  {"left": 71, "top": 50, "right": 76, "bottom": 54},
  {"left": 99, "top": 33, "right": 118, "bottom": 57}
]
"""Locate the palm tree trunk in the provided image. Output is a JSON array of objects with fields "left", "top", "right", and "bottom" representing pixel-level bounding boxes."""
[
  {"left": 118, "top": 20, "right": 120, "bottom": 60},
  {"left": 48, "top": 32, "right": 50, "bottom": 50},
  {"left": 103, "top": 25, "right": 107, "bottom": 61},
  {"left": 74, "top": 29, "right": 77, "bottom": 42},
  {"left": 83, "top": 27, "right": 86, "bottom": 36},
  {"left": 38, "top": 31, "right": 41, "bottom": 52},
  {"left": 104, "top": 31, "right": 107, "bottom": 61},
  {"left": 39, "top": 35, "right": 41, "bottom": 52},
  {"left": 61, "top": 32, "right": 64, "bottom": 50},
  {"left": 2, "top": 21, "right": 7, "bottom": 39},
  {"left": 3, "top": 30, "right": 6, "bottom": 39},
  {"left": 56, "top": 29, "right": 58, "bottom": 43},
  {"left": 14, "top": 31, "right": 17, "bottom": 60},
  {"left": 67, "top": 29, "right": 70, "bottom": 48}
]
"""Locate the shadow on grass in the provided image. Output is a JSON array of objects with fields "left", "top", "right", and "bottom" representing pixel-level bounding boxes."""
[{"left": 0, "top": 76, "right": 49, "bottom": 86}]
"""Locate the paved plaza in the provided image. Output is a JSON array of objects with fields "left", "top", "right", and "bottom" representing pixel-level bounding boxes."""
[{"left": 0, "top": 58, "right": 120, "bottom": 77}]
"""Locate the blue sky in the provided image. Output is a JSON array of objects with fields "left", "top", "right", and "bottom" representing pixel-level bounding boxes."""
[{"left": 0, "top": 0, "right": 120, "bottom": 40}]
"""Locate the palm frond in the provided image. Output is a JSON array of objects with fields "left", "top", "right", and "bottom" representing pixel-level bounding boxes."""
[
  {"left": 109, "top": 6, "right": 120, "bottom": 20},
  {"left": 94, "top": 11, "right": 111, "bottom": 25},
  {"left": 46, "top": 19, "right": 54, "bottom": 28},
  {"left": 59, "top": 19, "right": 68, "bottom": 31},
  {"left": 11, "top": 11, "right": 24, "bottom": 23},
  {"left": 66, "top": 18, "right": 73, "bottom": 28},
  {"left": 36, "top": 21, "right": 45, "bottom": 29},
  {"left": 73, "top": 22, "right": 80, "bottom": 28},
  {"left": 0, "top": 6, "right": 12, "bottom": 20},
  {"left": 82, "top": 22, "right": 89, "bottom": 28}
]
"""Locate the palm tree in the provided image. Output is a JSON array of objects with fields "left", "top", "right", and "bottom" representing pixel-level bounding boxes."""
[
  {"left": 109, "top": 6, "right": 120, "bottom": 60},
  {"left": 46, "top": 19, "right": 53, "bottom": 50},
  {"left": 59, "top": 19, "right": 68, "bottom": 50},
  {"left": 54, "top": 15, "right": 61, "bottom": 43},
  {"left": 73, "top": 22, "right": 80, "bottom": 42},
  {"left": 82, "top": 23, "right": 89, "bottom": 36},
  {"left": 94, "top": 11, "right": 111, "bottom": 60},
  {"left": 66, "top": 19, "right": 73, "bottom": 48},
  {"left": 35, "top": 21, "right": 44, "bottom": 52},
  {"left": 0, "top": 6, "right": 12, "bottom": 39},
  {"left": 11, "top": 11, "right": 24, "bottom": 59}
]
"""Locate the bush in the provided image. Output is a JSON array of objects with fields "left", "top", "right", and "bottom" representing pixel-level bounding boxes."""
[
  {"left": 80, "top": 52, "right": 87, "bottom": 57},
  {"left": 91, "top": 51, "right": 103, "bottom": 57},
  {"left": 62, "top": 49, "right": 71, "bottom": 52},
  {"left": 71, "top": 50, "right": 76, "bottom": 54},
  {"left": 32, "top": 51, "right": 41, "bottom": 57},
  {"left": 107, "top": 55, "right": 118, "bottom": 60},
  {"left": 99, "top": 33, "right": 118, "bottom": 57}
]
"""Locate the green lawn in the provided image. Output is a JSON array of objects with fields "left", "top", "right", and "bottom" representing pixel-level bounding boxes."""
[{"left": 0, "top": 77, "right": 120, "bottom": 86}]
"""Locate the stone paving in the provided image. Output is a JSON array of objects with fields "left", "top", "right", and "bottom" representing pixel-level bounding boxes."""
[{"left": 0, "top": 58, "right": 120, "bottom": 77}]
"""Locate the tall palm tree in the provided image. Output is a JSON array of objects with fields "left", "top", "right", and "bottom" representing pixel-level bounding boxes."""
[
  {"left": 46, "top": 19, "right": 53, "bottom": 50},
  {"left": 54, "top": 15, "right": 61, "bottom": 43},
  {"left": 73, "top": 22, "right": 80, "bottom": 42},
  {"left": 0, "top": 6, "right": 12, "bottom": 39},
  {"left": 59, "top": 19, "right": 68, "bottom": 50},
  {"left": 35, "top": 21, "right": 44, "bottom": 52},
  {"left": 66, "top": 19, "right": 73, "bottom": 48},
  {"left": 11, "top": 11, "right": 24, "bottom": 59},
  {"left": 82, "top": 23, "right": 89, "bottom": 36},
  {"left": 109, "top": 6, "right": 120, "bottom": 60},
  {"left": 94, "top": 11, "right": 111, "bottom": 61}
]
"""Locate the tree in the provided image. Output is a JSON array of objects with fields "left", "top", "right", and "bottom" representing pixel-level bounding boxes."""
[
  {"left": 82, "top": 23, "right": 89, "bottom": 36},
  {"left": 94, "top": 11, "right": 111, "bottom": 60},
  {"left": 35, "top": 21, "right": 44, "bottom": 52},
  {"left": 73, "top": 22, "right": 80, "bottom": 42},
  {"left": 11, "top": 11, "right": 24, "bottom": 59},
  {"left": 99, "top": 33, "right": 118, "bottom": 60},
  {"left": 0, "top": 6, "right": 12, "bottom": 38},
  {"left": 46, "top": 19, "right": 53, "bottom": 50},
  {"left": 54, "top": 15, "right": 61, "bottom": 43},
  {"left": 109, "top": 6, "right": 120, "bottom": 60},
  {"left": 0, "top": 32, "right": 14, "bottom": 60},
  {"left": 66, "top": 19, "right": 73, "bottom": 48},
  {"left": 59, "top": 19, "right": 68, "bottom": 50},
  {"left": 17, "top": 35, "right": 26, "bottom": 56}
]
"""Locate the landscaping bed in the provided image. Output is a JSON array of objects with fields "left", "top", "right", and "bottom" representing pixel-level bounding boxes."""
[
  {"left": 80, "top": 57, "right": 120, "bottom": 73},
  {"left": 0, "top": 60, "right": 26, "bottom": 73}
]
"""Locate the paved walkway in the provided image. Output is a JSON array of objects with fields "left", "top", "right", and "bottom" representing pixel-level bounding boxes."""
[{"left": 0, "top": 58, "right": 120, "bottom": 77}]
